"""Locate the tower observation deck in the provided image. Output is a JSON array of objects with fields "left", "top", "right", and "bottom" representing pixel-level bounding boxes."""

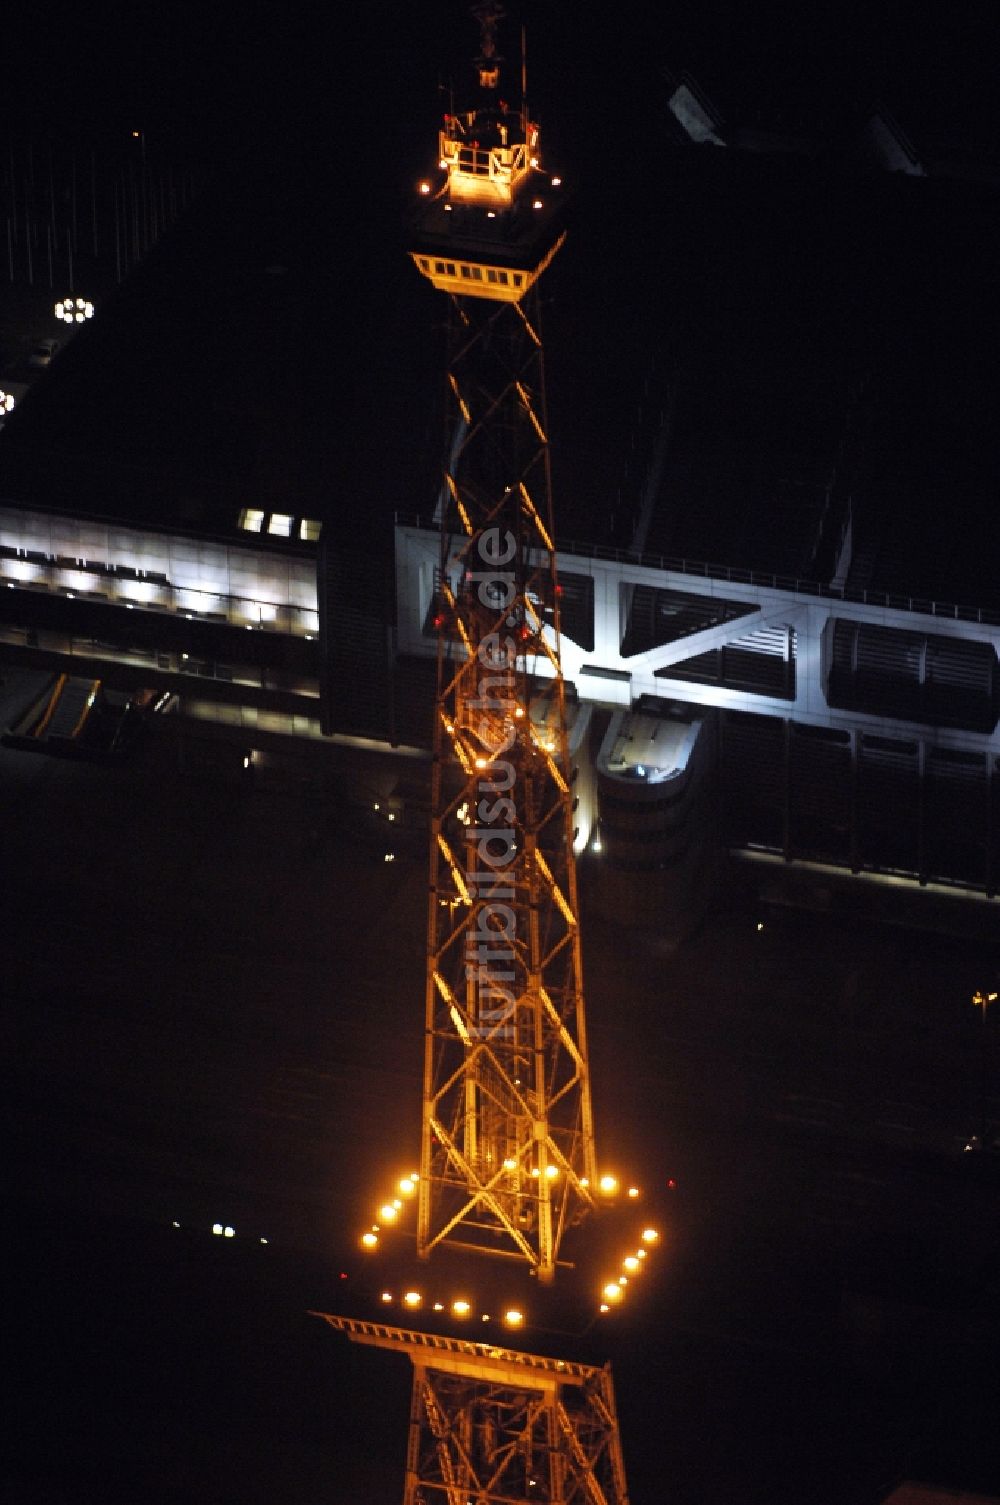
[{"left": 410, "top": 3, "right": 565, "bottom": 303}]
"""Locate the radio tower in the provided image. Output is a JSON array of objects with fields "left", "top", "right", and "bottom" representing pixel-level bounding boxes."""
[
  {"left": 317, "top": 14, "right": 648, "bottom": 1498},
  {"left": 411, "top": 1, "right": 596, "bottom": 1284}
]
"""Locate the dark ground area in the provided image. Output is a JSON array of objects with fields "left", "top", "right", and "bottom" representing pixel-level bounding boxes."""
[{"left": 3, "top": 707, "right": 1000, "bottom": 1503}]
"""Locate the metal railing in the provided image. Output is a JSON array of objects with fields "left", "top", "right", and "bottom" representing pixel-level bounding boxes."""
[
  {"left": 311, "top": 1311, "right": 599, "bottom": 1380},
  {"left": 1, "top": 549, "right": 319, "bottom": 638},
  {"left": 395, "top": 514, "right": 1000, "bottom": 630}
]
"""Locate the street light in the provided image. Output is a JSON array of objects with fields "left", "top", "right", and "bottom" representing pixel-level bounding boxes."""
[
  {"left": 972, "top": 989, "right": 997, "bottom": 1020},
  {"left": 55, "top": 297, "right": 94, "bottom": 324},
  {"left": 971, "top": 989, "right": 998, "bottom": 1148}
]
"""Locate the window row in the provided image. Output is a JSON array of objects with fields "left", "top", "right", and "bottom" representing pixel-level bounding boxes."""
[{"left": 419, "top": 257, "right": 524, "bottom": 289}]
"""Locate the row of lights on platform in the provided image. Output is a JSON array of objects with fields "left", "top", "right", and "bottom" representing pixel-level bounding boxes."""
[
  {"left": 360, "top": 1170, "right": 421, "bottom": 1252},
  {"left": 599, "top": 1227, "right": 659, "bottom": 1314},
  {"left": 418, "top": 169, "right": 562, "bottom": 216},
  {"left": 361, "top": 1169, "right": 640, "bottom": 1254},
  {"left": 585, "top": 1176, "right": 661, "bottom": 1316},
  {"left": 360, "top": 1173, "right": 528, "bottom": 1328},
  {"left": 360, "top": 1167, "right": 659, "bottom": 1319},
  {"left": 378, "top": 1288, "right": 527, "bottom": 1330}
]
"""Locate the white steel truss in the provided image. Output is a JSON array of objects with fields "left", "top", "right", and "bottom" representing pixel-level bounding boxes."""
[{"left": 396, "top": 521, "right": 1000, "bottom": 754}]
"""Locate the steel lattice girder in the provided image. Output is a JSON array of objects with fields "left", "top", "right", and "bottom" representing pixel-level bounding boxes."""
[
  {"left": 313, "top": 1315, "right": 630, "bottom": 1505},
  {"left": 404, "top": 1363, "right": 629, "bottom": 1505},
  {"left": 418, "top": 288, "right": 598, "bottom": 1280}
]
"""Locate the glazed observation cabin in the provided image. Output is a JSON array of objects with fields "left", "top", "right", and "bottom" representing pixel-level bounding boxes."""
[{"left": 410, "top": 114, "right": 563, "bottom": 304}]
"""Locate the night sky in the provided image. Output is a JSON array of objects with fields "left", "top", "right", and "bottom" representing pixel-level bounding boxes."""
[{"left": 5, "top": 4, "right": 1000, "bottom": 1503}]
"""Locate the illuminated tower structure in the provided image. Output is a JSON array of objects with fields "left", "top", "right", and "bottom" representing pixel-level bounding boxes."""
[
  {"left": 410, "top": 2, "right": 597, "bottom": 1285},
  {"left": 321, "top": 16, "right": 642, "bottom": 1499},
  {"left": 314, "top": 1313, "right": 630, "bottom": 1505}
]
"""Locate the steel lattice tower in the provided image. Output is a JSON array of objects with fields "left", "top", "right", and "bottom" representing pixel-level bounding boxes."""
[
  {"left": 410, "top": 4, "right": 597, "bottom": 1284},
  {"left": 314, "top": 1314, "right": 630, "bottom": 1505},
  {"left": 318, "top": 15, "right": 641, "bottom": 1500}
]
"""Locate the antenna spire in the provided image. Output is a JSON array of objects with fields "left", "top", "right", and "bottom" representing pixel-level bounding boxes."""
[{"left": 471, "top": 1, "right": 505, "bottom": 89}]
